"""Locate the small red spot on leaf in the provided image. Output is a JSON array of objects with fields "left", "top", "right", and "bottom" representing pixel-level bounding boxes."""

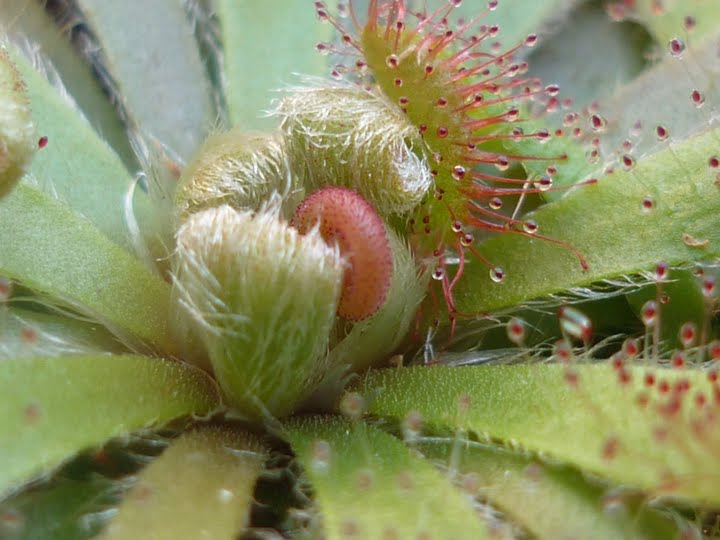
[{"left": 602, "top": 437, "right": 619, "bottom": 460}]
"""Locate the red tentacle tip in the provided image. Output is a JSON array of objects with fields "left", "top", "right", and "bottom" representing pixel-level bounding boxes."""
[{"left": 291, "top": 187, "right": 393, "bottom": 321}]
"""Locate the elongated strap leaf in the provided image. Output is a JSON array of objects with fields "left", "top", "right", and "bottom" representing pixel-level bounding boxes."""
[
  {"left": 456, "top": 0, "right": 580, "bottom": 51},
  {"left": 10, "top": 50, "right": 154, "bottom": 253},
  {"left": 459, "top": 126, "right": 720, "bottom": 313},
  {"left": 0, "top": 307, "right": 127, "bottom": 360},
  {"left": 0, "top": 1, "right": 136, "bottom": 168},
  {"left": 0, "top": 184, "right": 173, "bottom": 353},
  {"left": 0, "top": 355, "right": 219, "bottom": 497},
  {"left": 217, "top": 0, "right": 332, "bottom": 129},
  {"left": 598, "top": 34, "right": 720, "bottom": 162},
  {"left": 357, "top": 364, "right": 720, "bottom": 504},
  {"left": 511, "top": 32, "right": 719, "bottom": 199},
  {"left": 420, "top": 440, "right": 679, "bottom": 540},
  {"left": 285, "top": 416, "right": 489, "bottom": 539},
  {"left": 526, "top": 2, "right": 650, "bottom": 109},
  {"left": 72, "top": 0, "right": 214, "bottom": 161},
  {"left": 624, "top": 0, "right": 720, "bottom": 44},
  {"left": 0, "top": 475, "right": 123, "bottom": 540},
  {"left": 101, "top": 427, "right": 264, "bottom": 540}
]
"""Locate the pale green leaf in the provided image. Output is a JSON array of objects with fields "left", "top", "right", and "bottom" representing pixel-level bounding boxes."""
[
  {"left": 10, "top": 50, "right": 154, "bottom": 253},
  {"left": 0, "top": 307, "right": 127, "bottom": 360},
  {"left": 0, "top": 0, "right": 136, "bottom": 169},
  {"left": 359, "top": 364, "right": 720, "bottom": 504},
  {"left": 504, "top": 0, "right": 654, "bottom": 202},
  {"left": 420, "top": 440, "right": 679, "bottom": 540},
  {"left": 70, "top": 0, "right": 214, "bottom": 161},
  {"left": 598, "top": 34, "right": 720, "bottom": 162},
  {"left": 285, "top": 416, "right": 489, "bottom": 540},
  {"left": 516, "top": 22, "right": 720, "bottom": 198},
  {"left": 624, "top": 0, "right": 720, "bottom": 45},
  {"left": 0, "top": 184, "right": 174, "bottom": 353},
  {"left": 217, "top": 0, "right": 332, "bottom": 129},
  {"left": 527, "top": 2, "right": 651, "bottom": 109},
  {"left": 0, "top": 355, "right": 220, "bottom": 498},
  {"left": 456, "top": 126, "right": 720, "bottom": 314},
  {"left": 102, "top": 427, "right": 264, "bottom": 540}
]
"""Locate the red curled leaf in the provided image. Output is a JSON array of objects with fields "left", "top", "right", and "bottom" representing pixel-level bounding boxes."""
[{"left": 291, "top": 187, "right": 392, "bottom": 321}]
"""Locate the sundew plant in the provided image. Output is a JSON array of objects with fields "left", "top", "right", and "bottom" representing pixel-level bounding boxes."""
[{"left": 1, "top": 0, "right": 720, "bottom": 538}]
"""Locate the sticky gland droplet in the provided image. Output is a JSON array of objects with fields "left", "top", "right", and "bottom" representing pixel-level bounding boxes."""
[{"left": 291, "top": 187, "right": 392, "bottom": 321}]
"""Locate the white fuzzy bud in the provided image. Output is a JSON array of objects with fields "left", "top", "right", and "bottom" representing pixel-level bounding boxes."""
[
  {"left": 172, "top": 202, "right": 343, "bottom": 419},
  {"left": 175, "top": 130, "right": 297, "bottom": 220},
  {"left": 276, "top": 84, "right": 431, "bottom": 216}
]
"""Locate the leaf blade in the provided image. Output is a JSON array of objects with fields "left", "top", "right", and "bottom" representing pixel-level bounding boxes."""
[
  {"left": 285, "top": 416, "right": 490, "bottom": 540},
  {"left": 1, "top": 0, "right": 136, "bottom": 169},
  {"left": 420, "top": 440, "right": 680, "bottom": 540},
  {"left": 0, "top": 307, "right": 128, "bottom": 360},
  {"left": 72, "top": 0, "right": 215, "bottom": 160},
  {"left": 0, "top": 355, "right": 220, "bottom": 498},
  {"left": 10, "top": 50, "right": 152, "bottom": 253},
  {"left": 625, "top": 0, "right": 720, "bottom": 45},
  {"left": 217, "top": 0, "right": 332, "bottom": 129},
  {"left": 358, "top": 364, "right": 720, "bottom": 504},
  {"left": 102, "top": 427, "right": 265, "bottom": 540},
  {"left": 0, "top": 184, "right": 174, "bottom": 353},
  {"left": 458, "top": 126, "right": 720, "bottom": 314}
]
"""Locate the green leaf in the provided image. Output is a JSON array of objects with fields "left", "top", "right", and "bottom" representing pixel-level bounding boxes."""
[
  {"left": 598, "top": 34, "right": 720, "bottom": 162},
  {"left": 427, "top": 0, "right": 580, "bottom": 52},
  {"left": 626, "top": 269, "right": 706, "bottom": 351},
  {"left": 526, "top": 2, "right": 651, "bottom": 109},
  {"left": 0, "top": 1, "right": 136, "bottom": 169},
  {"left": 71, "top": 0, "right": 214, "bottom": 161},
  {"left": 0, "top": 475, "right": 122, "bottom": 540},
  {"left": 420, "top": 440, "right": 679, "bottom": 540},
  {"left": 509, "top": 18, "right": 719, "bottom": 200},
  {"left": 503, "top": 114, "right": 596, "bottom": 203},
  {"left": 0, "top": 184, "right": 174, "bottom": 353},
  {"left": 456, "top": 126, "right": 720, "bottom": 314},
  {"left": 10, "top": 50, "right": 153, "bottom": 253},
  {"left": 0, "top": 307, "right": 128, "bottom": 360},
  {"left": 0, "top": 355, "right": 220, "bottom": 498},
  {"left": 358, "top": 364, "right": 720, "bottom": 504},
  {"left": 217, "top": 0, "right": 332, "bottom": 129},
  {"left": 102, "top": 427, "right": 264, "bottom": 540},
  {"left": 623, "top": 0, "right": 720, "bottom": 45},
  {"left": 285, "top": 416, "right": 489, "bottom": 540}
]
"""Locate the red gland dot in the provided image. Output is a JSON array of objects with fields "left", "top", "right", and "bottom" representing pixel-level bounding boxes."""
[
  {"left": 38, "top": 136, "right": 48, "bottom": 149},
  {"left": 291, "top": 187, "right": 392, "bottom": 321}
]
